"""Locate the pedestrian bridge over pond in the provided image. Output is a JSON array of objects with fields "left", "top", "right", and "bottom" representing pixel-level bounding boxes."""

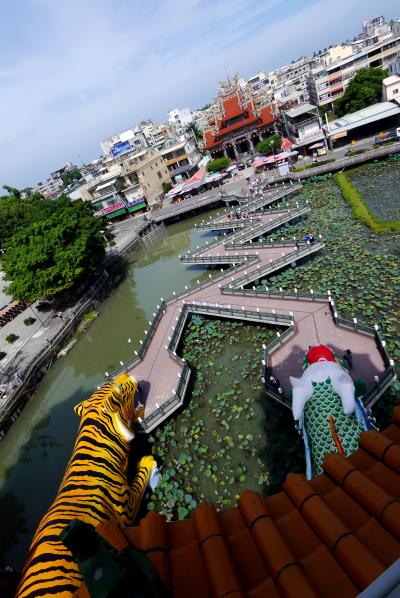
[{"left": 108, "top": 183, "right": 395, "bottom": 432}]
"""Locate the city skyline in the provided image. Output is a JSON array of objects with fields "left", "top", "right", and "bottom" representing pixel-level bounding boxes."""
[{"left": 0, "top": 0, "right": 399, "bottom": 188}]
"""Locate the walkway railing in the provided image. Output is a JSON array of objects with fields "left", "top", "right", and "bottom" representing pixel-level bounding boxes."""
[
  {"left": 227, "top": 242, "right": 324, "bottom": 289},
  {"left": 271, "top": 142, "right": 400, "bottom": 183},
  {"left": 237, "top": 206, "right": 310, "bottom": 243},
  {"left": 0, "top": 271, "right": 110, "bottom": 429},
  {"left": 139, "top": 223, "right": 166, "bottom": 247},
  {"left": 195, "top": 220, "right": 248, "bottom": 231},
  {"left": 134, "top": 301, "right": 298, "bottom": 432},
  {"left": 180, "top": 253, "right": 257, "bottom": 264},
  {"left": 222, "top": 287, "right": 331, "bottom": 301}
]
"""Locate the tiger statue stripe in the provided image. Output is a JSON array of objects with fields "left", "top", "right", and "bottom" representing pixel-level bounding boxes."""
[{"left": 17, "top": 373, "right": 157, "bottom": 598}]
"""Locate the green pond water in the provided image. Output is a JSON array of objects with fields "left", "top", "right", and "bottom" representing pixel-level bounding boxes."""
[
  {"left": 347, "top": 159, "right": 400, "bottom": 222},
  {"left": 149, "top": 317, "right": 280, "bottom": 521},
  {"left": 0, "top": 209, "right": 226, "bottom": 569}
]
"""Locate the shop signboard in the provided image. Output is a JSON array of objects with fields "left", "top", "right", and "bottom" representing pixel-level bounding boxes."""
[
  {"left": 111, "top": 141, "right": 132, "bottom": 157},
  {"left": 103, "top": 201, "right": 124, "bottom": 215}
]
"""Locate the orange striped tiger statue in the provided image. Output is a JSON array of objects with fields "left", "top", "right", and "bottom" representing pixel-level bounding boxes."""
[{"left": 17, "top": 373, "right": 157, "bottom": 598}]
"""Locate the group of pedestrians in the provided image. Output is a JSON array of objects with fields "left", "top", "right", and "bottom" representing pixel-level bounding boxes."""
[{"left": 227, "top": 209, "right": 249, "bottom": 222}]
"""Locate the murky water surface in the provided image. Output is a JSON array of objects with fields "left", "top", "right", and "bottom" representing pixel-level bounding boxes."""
[{"left": 0, "top": 211, "right": 220, "bottom": 568}]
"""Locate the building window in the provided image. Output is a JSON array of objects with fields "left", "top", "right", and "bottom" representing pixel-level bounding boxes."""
[{"left": 157, "top": 171, "right": 162, "bottom": 179}]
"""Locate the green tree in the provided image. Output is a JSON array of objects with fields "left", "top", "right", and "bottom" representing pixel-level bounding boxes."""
[
  {"left": 2, "top": 185, "right": 21, "bottom": 199},
  {"left": 187, "top": 121, "right": 202, "bottom": 141},
  {"left": 206, "top": 157, "right": 231, "bottom": 172},
  {"left": 114, "top": 177, "right": 126, "bottom": 192},
  {"left": 0, "top": 194, "right": 57, "bottom": 244},
  {"left": 335, "top": 67, "right": 387, "bottom": 117},
  {"left": 62, "top": 168, "right": 83, "bottom": 188},
  {"left": 162, "top": 181, "right": 173, "bottom": 194},
  {"left": 256, "top": 134, "right": 282, "bottom": 155},
  {"left": 2, "top": 200, "right": 106, "bottom": 302}
]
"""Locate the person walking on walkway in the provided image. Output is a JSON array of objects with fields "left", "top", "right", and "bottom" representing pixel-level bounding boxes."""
[{"left": 343, "top": 349, "right": 353, "bottom": 370}]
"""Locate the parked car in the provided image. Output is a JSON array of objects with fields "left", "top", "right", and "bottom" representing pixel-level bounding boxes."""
[
  {"left": 237, "top": 162, "right": 246, "bottom": 171},
  {"left": 246, "top": 158, "right": 253, "bottom": 167}
]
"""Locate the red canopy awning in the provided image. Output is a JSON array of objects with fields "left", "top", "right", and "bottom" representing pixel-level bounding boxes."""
[{"left": 281, "top": 137, "right": 294, "bottom": 150}]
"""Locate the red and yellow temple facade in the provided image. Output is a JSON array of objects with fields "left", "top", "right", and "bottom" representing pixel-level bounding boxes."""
[{"left": 203, "top": 75, "right": 278, "bottom": 159}]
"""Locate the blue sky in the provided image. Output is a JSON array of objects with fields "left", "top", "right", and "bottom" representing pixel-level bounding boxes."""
[{"left": 0, "top": 0, "right": 399, "bottom": 188}]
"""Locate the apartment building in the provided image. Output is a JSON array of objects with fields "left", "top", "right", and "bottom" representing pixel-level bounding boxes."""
[
  {"left": 75, "top": 148, "right": 171, "bottom": 219},
  {"left": 247, "top": 70, "right": 270, "bottom": 93},
  {"left": 382, "top": 75, "right": 400, "bottom": 102},
  {"left": 160, "top": 140, "right": 200, "bottom": 175},
  {"left": 36, "top": 177, "right": 64, "bottom": 198},
  {"left": 281, "top": 103, "right": 325, "bottom": 148},
  {"left": 167, "top": 108, "right": 193, "bottom": 135},
  {"left": 100, "top": 127, "right": 148, "bottom": 157},
  {"left": 140, "top": 120, "right": 171, "bottom": 150},
  {"left": 121, "top": 148, "right": 172, "bottom": 206},
  {"left": 309, "top": 35, "right": 400, "bottom": 107},
  {"left": 391, "top": 19, "right": 400, "bottom": 39},
  {"left": 270, "top": 57, "right": 316, "bottom": 103}
]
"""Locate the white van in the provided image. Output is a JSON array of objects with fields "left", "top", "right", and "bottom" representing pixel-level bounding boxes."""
[{"left": 396, "top": 127, "right": 400, "bottom": 139}]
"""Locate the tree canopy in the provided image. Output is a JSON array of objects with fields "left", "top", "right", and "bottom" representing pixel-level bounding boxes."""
[
  {"left": 62, "top": 168, "right": 83, "bottom": 188},
  {"left": 187, "top": 121, "right": 202, "bottom": 142},
  {"left": 1, "top": 198, "right": 106, "bottom": 302},
  {"left": 256, "top": 134, "right": 282, "bottom": 155},
  {"left": 334, "top": 67, "right": 387, "bottom": 117},
  {"left": 206, "top": 157, "right": 231, "bottom": 172},
  {"left": 162, "top": 181, "right": 173, "bottom": 194},
  {"left": 0, "top": 193, "right": 55, "bottom": 246}
]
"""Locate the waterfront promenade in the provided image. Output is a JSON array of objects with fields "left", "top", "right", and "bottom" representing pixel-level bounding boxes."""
[{"left": 124, "top": 187, "right": 394, "bottom": 432}]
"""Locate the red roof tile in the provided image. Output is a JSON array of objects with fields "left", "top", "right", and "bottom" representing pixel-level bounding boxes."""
[
  {"left": 222, "top": 95, "right": 244, "bottom": 120},
  {"left": 74, "top": 407, "right": 400, "bottom": 597}
]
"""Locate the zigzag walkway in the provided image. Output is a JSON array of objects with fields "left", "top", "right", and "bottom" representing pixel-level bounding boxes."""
[{"left": 123, "top": 189, "right": 394, "bottom": 432}]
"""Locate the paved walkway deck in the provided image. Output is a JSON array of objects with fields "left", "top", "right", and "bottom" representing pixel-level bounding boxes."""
[{"left": 125, "top": 193, "right": 391, "bottom": 431}]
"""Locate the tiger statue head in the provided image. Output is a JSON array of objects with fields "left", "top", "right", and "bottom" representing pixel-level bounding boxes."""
[{"left": 74, "top": 372, "right": 145, "bottom": 441}]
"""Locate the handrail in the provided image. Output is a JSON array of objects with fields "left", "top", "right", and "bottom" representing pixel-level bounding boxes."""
[
  {"left": 363, "top": 366, "right": 396, "bottom": 408},
  {"left": 221, "top": 287, "right": 330, "bottom": 301},
  {"left": 0, "top": 271, "right": 111, "bottom": 423},
  {"left": 237, "top": 206, "right": 310, "bottom": 243},
  {"left": 228, "top": 242, "right": 324, "bottom": 289},
  {"left": 180, "top": 254, "right": 257, "bottom": 264}
]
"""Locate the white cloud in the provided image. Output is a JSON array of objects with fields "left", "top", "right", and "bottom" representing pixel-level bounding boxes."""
[{"left": 0, "top": 0, "right": 398, "bottom": 187}]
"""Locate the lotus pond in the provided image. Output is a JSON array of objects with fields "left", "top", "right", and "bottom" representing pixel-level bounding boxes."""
[
  {"left": 347, "top": 157, "right": 400, "bottom": 222},
  {"left": 257, "top": 165, "right": 400, "bottom": 425},
  {"left": 147, "top": 316, "right": 303, "bottom": 521}
]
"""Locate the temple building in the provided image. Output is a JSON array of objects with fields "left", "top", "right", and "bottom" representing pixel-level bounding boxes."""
[{"left": 203, "top": 75, "right": 278, "bottom": 159}]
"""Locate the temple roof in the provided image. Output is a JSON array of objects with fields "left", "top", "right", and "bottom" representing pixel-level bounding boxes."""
[
  {"left": 77, "top": 407, "right": 400, "bottom": 597},
  {"left": 204, "top": 104, "right": 276, "bottom": 150},
  {"left": 222, "top": 95, "right": 244, "bottom": 120}
]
